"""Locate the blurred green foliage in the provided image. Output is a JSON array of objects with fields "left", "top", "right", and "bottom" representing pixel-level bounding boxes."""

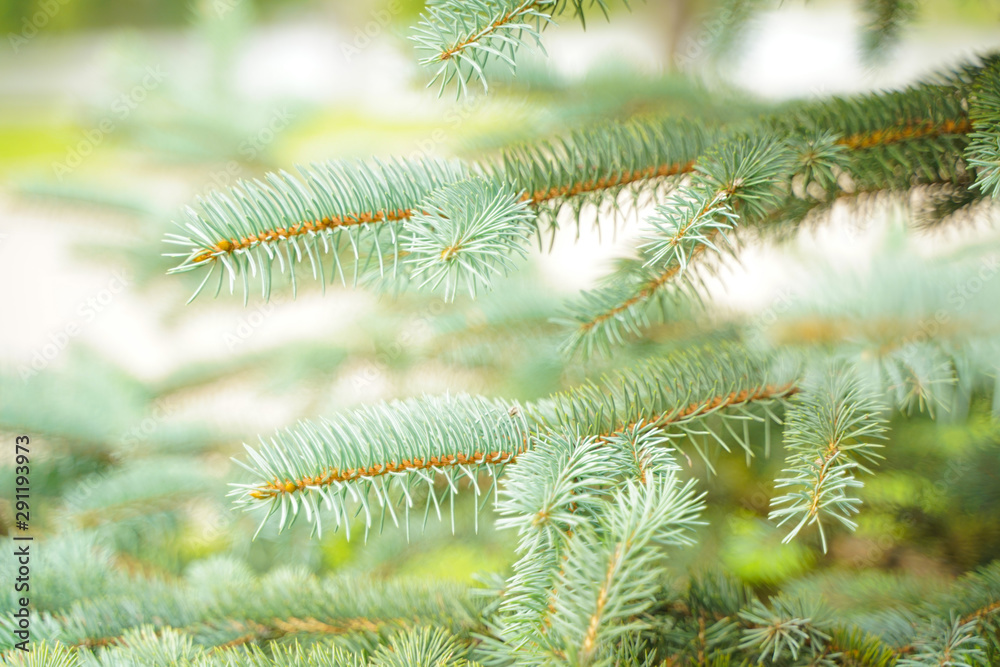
[{"left": 1, "top": 1, "right": 999, "bottom": 661}]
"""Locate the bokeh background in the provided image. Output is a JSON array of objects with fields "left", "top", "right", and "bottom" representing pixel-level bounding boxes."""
[{"left": 2, "top": 0, "right": 1000, "bottom": 604}]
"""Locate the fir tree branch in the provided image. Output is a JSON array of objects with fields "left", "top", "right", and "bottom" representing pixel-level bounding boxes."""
[
  {"left": 485, "top": 429, "right": 704, "bottom": 664},
  {"left": 897, "top": 617, "right": 988, "bottom": 667},
  {"left": 547, "top": 478, "right": 705, "bottom": 665},
  {"left": 199, "top": 616, "right": 408, "bottom": 650},
  {"left": 557, "top": 241, "right": 715, "bottom": 357},
  {"left": 165, "top": 90, "right": 974, "bottom": 308},
  {"left": 522, "top": 158, "right": 697, "bottom": 206},
  {"left": 434, "top": 1, "right": 546, "bottom": 63},
  {"left": 164, "top": 117, "right": 712, "bottom": 302},
  {"left": 4, "top": 559, "right": 484, "bottom": 654},
  {"left": 966, "top": 57, "right": 1000, "bottom": 197},
  {"left": 411, "top": 0, "right": 618, "bottom": 95},
  {"left": 769, "top": 365, "right": 889, "bottom": 552},
  {"left": 412, "top": 0, "right": 554, "bottom": 95},
  {"left": 560, "top": 105, "right": 975, "bottom": 355},
  {"left": 737, "top": 596, "right": 833, "bottom": 664},
  {"left": 74, "top": 615, "right": 404, "bottom": 651},
  {"left": 232, "top": 343, "right": 799, "bottom": 537},
  {"left": 561, "top": 135, "right": 795, "bottom": 356},
  {"left": 860, "top": 0, "right": 919, "bottom": 62},
  {"left": 164, "top": 158, "right": 471, "bottom": 302},
  {"left": 403, "top": 178, "right": 536, "bottom": 301},
  {"left": 229, "top": 394, "right": 531, "bottom": 538},
  {"left": 839, "top": 117, "right": 971, "bottom": 150}
]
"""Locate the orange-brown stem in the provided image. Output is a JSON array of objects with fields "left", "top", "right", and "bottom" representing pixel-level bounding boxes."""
[
  {"left": 806, "top": 439, "right": 843, "bottom": 519},
  {"left": 630, "top": 382, "right": 800, "bottom": 432},
  {"left": 836, "top": 118, "right": 971, "bottom": 150},
  {"left": 578, "top": 236, "right": 713, "bottom": 333},
  {"left": 191, "top": 208, "right": 412, "bottom": 263},
  {"left": 579, "top": 543, "right": 621, "bottom": 660},
  {"left": 191, "top": 117, "right": 969, "bottom": 264},
  {"left": 525, "top": 159, "right": 697, "bottom": 205},
  {"left": 190, "top": 159, "right": 698, "bottom": 264},
  {"left": 437, "top": 1, "right": 543, "bottom": 62},
  {"left": 248, "top": 382, "right": 799, "bottom": 501},
  {"left": 249, "top": 448, "right": 525, "bottom": 500},
  {"left": 578, "top": 117, "right": 972, "bottom": 333}
]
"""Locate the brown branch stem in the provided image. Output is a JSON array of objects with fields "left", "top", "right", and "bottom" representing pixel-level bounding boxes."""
[
  {"left": 248, "top": 382, "right": 799, "bottom": 501},
  {"left": 189, "top": 116, "right": 969, "bottom": 264}
]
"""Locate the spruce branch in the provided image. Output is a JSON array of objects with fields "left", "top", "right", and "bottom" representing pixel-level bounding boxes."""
[
  {"left": 560, "top": 109, "right": 971, "bottom": 357},
  {"left": 489, "top": 116, "right": 712, "bottom": 228},
  {"left": 165, "top": 117, "right": 712, "bottom": 303},
  {"left": 602, "top": 423, "right": 681, "bottom": 485},
  {"left": 641, "top": 134, "right": 795, "bottom": 269},
  {"left": 775, "top": 81, "right": 969, "bottom": 142},
  {"left": 487, "top": 434, "right": 624, "bottom": 656},
  {"left": 486, "top": 429, "right": 704, "bottom": 665},
  {"left": 560, "top": 135, "right": 795, "bottom": 356},
  {"left": 537, "top": 340, "right": 800, "bottom": 446},
  {"left": 769, "top": 365, "right": 889, "bottom": 552},
  {"left": 860, "top": 0, "right": 919, "bottom": 62},
  {"left": 838, "top": 117, "right": 971, "bottom": 151},
  {"left": 823, "top": 627, "right": 901, "bottom": 666},
  {"left": 90, "top": 625, "right": 198, "bottom": 665},
  {"left": 0, "top": 643, "right": 78, "bottom": 667},
  {"left": 897, "top": 617, "right": 989, "bottom": 667},
  {"left": 6, "top": 631, "right": 483, "bottom": 667},
  {"left": 771, "top": 80, "right": 973, "bottom": 204},
  {"left": 921, "top": 562, "right": 1000, "bottom": 659},
  {"left": 546, "top": 477, "right": 705, "bottom": 665},
  {"left": 163, "top": 157, "right": 470, "bottom": 302},
  {"left": 232, "top": 343, "right": 798, "bottom": 538},
  {"left": 485, "top": 426, "right": 687, "bottom": 659},
  {"left": 216, "top": 641, "right": 370, "bottom": 667},
  {"left": 411, "top": 0, "right": 618, "bottom": 95},
  {"left": 558, "top": 100, "right": 980, "bottom": 356},
  {"left": 639, "top": 190, "right": 737, "bottom": 273},
  {"left": 967, "top": 58, "right": 1000, "bottom": 198},
  {"left": 163, "top": 73, "right": 977, "bottom": 309},
  {"left": 580, "top": 563, "right": 1000, "bottom": 665},
  {"left": 402, "top": 178, "right": 536, "bottom": 301},
  {"left": 0, "top": 557, "right": 484, "bottom": 654},
  {"left": 229, "top": 394, "right": 531, "bottom": 538},
  {"left": 495, "top": 434, "right": 621, "bottom": 552},
  {"left": 737, "top": 596, "right": 833, "bottom": 664},
  {"left": 872, "top": 342, "right": 959, "bottom": 417},
  {"left": 412, "top": 0, "right": 552, "bottom": 95},
  {"left": 370, "top": 626, "right": 477, "bottom": 667}
]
